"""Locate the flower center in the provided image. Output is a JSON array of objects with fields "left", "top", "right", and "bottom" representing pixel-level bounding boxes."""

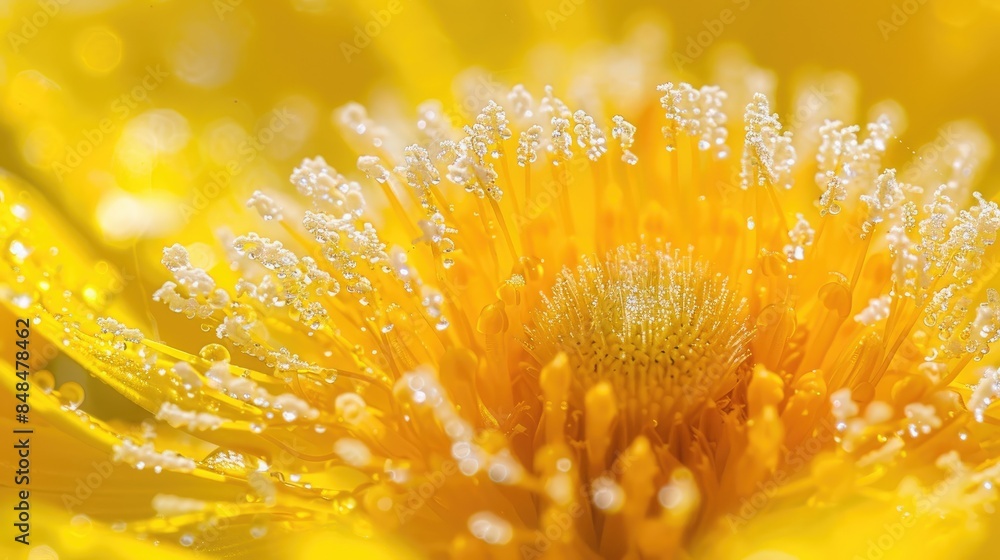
[{"left": 527, "top": 246, "right": 752, "bottom": 433}]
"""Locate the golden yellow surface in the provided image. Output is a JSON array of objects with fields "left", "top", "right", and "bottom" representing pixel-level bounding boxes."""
[{"left": 1, "top": 1, "right": 1000, "bottom": 559}]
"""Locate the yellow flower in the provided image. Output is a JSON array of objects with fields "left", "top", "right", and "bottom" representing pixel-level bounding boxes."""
[{"left": 4, "top": 4, "right": 1000, "bottom": 560}]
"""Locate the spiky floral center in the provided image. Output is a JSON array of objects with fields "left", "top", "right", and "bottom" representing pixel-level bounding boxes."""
[{"left": 528, "top": 247, "right": 751, "bottom": 433}]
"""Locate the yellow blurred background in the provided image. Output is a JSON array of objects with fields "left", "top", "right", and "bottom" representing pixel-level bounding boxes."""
[{"left": 3, "top": 0, "right": 1000, "bottom": 238}]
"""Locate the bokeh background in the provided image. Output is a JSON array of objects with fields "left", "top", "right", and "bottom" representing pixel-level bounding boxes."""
[{"left": 3, "top": 0, "right": 1000, "bottom": 239}]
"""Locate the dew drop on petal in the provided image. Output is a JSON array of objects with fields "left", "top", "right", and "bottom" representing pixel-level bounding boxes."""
[
  {"left": 69, "top": 514, "right": 92, "bottom": 536},
  {"left": 32, "top": 370, "right": 55, "bottom": 394},
  {"left": 11, "top": 293, "right": 34, "bottom": 309},
  {"left": 57, "top": 382, "right": 85, "bottom": 410},
  {"left": 199, "top": 343, "right": 231, "bottom": 363},
  {"left": 10, "top": 204, "right": 29, "bottom": 221},
  {"left": 26, "top": 545, "right": 58, "bottom": 560},
  {"left": 9, "top": 240, "right": 32, "bottom": 261}
]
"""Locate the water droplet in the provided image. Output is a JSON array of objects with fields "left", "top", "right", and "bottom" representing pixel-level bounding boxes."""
[
  {"left": 339, "top": 496, "right": 358, "bottom": 513},
  {"left": 199, "top": 343, "right": 230, "bottom": 363},
  {"left": 8, "top": 240, "right": 32, "bottom": 261},
  {"left": 26, "top": 544, "right": 59, "bottom": 560},
  {"left": 57, "top": 381, "right": 85, "bottom": 410},
  {"left": 32, "top": 370, "right": 55, "bottom": 394},
  {"left": 70, "top": 514, "right": 92, "bottom": 536},
  {"left": 81, "top": 285, "right": 106, "bottom": 306},
  {"left": 11, "top": 293, "right": 33, "bottom": 309}
]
